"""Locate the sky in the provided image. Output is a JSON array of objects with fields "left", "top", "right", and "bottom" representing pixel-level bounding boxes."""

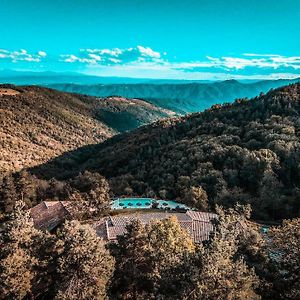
[{"left": 0, "top": 0, "right": 300, "bottom": 80}]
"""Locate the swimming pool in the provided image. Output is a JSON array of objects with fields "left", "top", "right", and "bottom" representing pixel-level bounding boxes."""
[{"left": 111, "top": 198, "right": 192, "bottom": 210}]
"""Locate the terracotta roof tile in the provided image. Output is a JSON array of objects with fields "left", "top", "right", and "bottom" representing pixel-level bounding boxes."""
[
  {"left": 97, "top": 211, "right": 215, "bottom": 243},
  {"left": 191, "top": 220, "right": 214, "bottom": 242},
  {"left": 186, "top": 211, "right": 217, "bottom": 223},
  {"left": 30, "top": 201, "right": 70, "bottom": 231}
]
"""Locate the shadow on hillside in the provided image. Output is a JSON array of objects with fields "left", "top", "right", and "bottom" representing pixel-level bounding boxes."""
[
  {"left": 96, "top": 110, "right": 141, "bottom": 132},
  {"left": 29, "top": 132, "right": 128, "bottom": 180}
]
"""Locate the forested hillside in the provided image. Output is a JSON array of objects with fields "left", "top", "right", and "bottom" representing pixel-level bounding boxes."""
[
  {"left": 28, "top": 84, "right": 300, "bottom": 221},
  {"left": 0, "top": 85, "right": 174, "bottom": 173}
]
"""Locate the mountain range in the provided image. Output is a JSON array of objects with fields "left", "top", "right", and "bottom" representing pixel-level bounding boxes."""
[
  {"left": 2, "top": 70, "right": 300, "bottom": 115},
  {"left": 0, "top": 70, "right": 211, "bottom": 85},
  {"left": 49, "top": 78, "right": 300, "bottom": 113}
]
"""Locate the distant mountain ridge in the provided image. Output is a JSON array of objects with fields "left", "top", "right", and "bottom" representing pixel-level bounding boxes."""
[
  {"left": 2, "top": 70, "right": 299, "bottom": 114},
  {"left": 0, "top": 70, "right": 212, "bottom": 85},
  {"left": 48, "top": 78, "right": 300, "bottom": 113}
]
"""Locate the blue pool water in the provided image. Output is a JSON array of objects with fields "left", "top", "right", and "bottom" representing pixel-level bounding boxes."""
[{"left": 111, "top": 198, "right": 191, "bottom": 210}]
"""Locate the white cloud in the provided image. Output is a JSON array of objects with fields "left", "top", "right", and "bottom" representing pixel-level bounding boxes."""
[
  {"left": 61, "top": 46, "right": 162, "bottom": 65},
  {"left": 270, "top": 56, "right": 300, "bottom": 65},
  {"left": 109, "top": 58, "right": 122, "bottom": 63},
  {"left": 60, "top": 54, "right": 97, "bottom": 64},
  {"left": 243, "top": 53, "right": 280, "bottom": 57},
  {"left": 83, "top": 51, "right": 300, "bottom": 80},
  {"left": 0, "top": 49, "right": 48, "bottom": 62},
  {"left": 1, "top": 46, "right": 299, "bottom": 81},
  {"left": 204, "top": 54, "right": 300, "bottom": 70},
  {"left": 85, "top": 48, "right": 123, "bottom": 56},
  {"left": 137, "top": 45, "right": 161, "bottom": 58},
  {"left": 88, "top": 53, "right": 102, "bottom": 61},
  {"left": 61, "top": 48, "right": 300, "bottom": 74},
  {"left": 38, "top": 51, "right": 47, "bottom": 57},
  {"left": 62, "top": 54, "right": 78, "bottom": 63}
]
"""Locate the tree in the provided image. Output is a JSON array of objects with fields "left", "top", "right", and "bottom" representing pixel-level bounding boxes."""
[
  {"left": 0, "top": 247, "right": 37, "bottom": 300},
  {"left": 159, "top": 188, "right": 168, "bottom": 199},
  {"left": 0, "top": 200, "right": 52, "bottom": 299},
  {"left": 124, "top": 186, "right": 133, "bottom": 196},
  {"left": 146, "top": 216, "right": 195, "bottom": 297},
  {"left": 184, "top": 186, "right": 208, "bottom": 210},
  {"left": 268, "top": 218, "right": 300, "bottom": 299},
  {"left": 111, "top": 217, "right": 195, "bottom": 299},
  {"left": 71, "top": 171, "right": 111, "bottom": 214},
  {"left": 16, "top": 170, "right": 37, "bottom": 208},
  {"left": 0, "top": 173, "right": 17, "bottom": 212},
  {"left": 188, "top": 205, "right": 261, "bottom": 300},
  {"left": 46, "top": 178, "right": 70, "bottom": 200},
  {"left": 54, "top": 220, "right": 114, "bottom": 300},
  {"left": 110, "top": 220, "right": 151, "bottom": 299},
  {"left": 258, "top": 169, "right": 283, "bottom": 220}
]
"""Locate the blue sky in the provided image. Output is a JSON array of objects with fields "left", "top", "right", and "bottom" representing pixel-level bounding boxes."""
[{"left": 0, "top": 0, "right": 300, "bottom": 79}]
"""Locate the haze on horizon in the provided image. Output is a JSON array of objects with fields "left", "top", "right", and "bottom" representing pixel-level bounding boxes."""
[{"left": 0, "top": 0, "right": 299, "bottom": 80}]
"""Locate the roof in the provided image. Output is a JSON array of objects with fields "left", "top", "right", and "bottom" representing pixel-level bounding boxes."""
[
  {"left": 30, "top": 200, "right": 98, "bottom": 231},
  {"left": 93, "top": 211, "right": 217, "bottom": 243},
  {"left": 30, "top": 201, "right": 72, "bottom": 231},
  {"left": 30, "top": 201, "right": 217, "bottom": 243},
  {"left": 186, "top": 210, "right": 216, "bottom": 222}
]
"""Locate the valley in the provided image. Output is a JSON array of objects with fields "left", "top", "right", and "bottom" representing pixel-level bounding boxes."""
[{"left": 0, "top": 85, "right": 174, "bottom": 173}]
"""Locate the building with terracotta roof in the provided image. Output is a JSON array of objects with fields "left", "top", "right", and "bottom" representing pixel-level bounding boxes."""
[
  {"left": 92, "top": 211, "right": 217, "bottom": 243},
  {"left": 30, "top": 200, "right": 98, "bottom": 231},
  {"left": 30, "top": 201, "right": 72, "bottom": 231},
  {"left": 30, "top": 201, "right": 217, "bottom": 243}
]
